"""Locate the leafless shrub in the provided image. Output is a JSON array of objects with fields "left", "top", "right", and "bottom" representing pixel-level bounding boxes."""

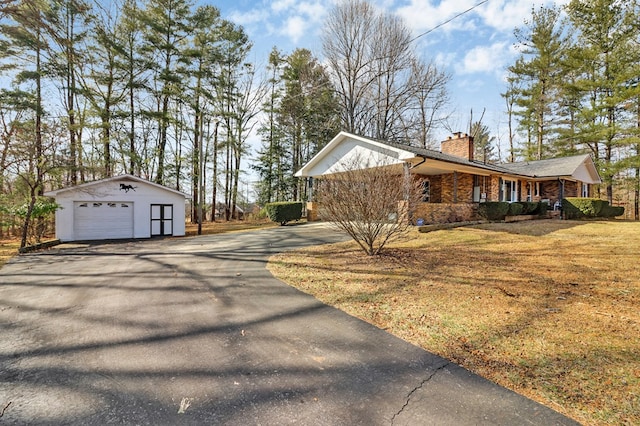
[{"left": 316, "top": 156, "right": 423, "bottom": 255}]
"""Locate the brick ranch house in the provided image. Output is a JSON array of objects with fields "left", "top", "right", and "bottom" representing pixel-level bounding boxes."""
[{"left": 295, "top": 131, "right": 602, "bottom": 224}]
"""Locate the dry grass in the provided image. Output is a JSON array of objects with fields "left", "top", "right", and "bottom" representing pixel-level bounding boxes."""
[
  {"left": 268, "top": 220, "right": 640, "bottom": 425},
  {"left": 0, "top": 239, "right": 21, "bottom": 268}
]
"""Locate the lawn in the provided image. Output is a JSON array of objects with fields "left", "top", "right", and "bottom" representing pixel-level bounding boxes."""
[{"left": 267, "top": 220, "right": 640, "bottom": 425}]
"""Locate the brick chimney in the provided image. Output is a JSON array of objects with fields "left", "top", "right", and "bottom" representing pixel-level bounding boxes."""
[{"left": 441, "top": 132, "right": 474, "bottom": 161}]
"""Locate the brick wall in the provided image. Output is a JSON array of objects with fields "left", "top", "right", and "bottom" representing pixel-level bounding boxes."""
[
  {"left": 489, "top": 175, "right": 501, "bottom": 201},
  {"left": 306, "top": 201, "right": 320, "bottom": 221},
  {"left": 412, "top": 203, "right": 478, "bottom": 224},
  {"left": 440, "top": 133, "right": 474, "bottom": 160},
  {"left": 439, "top": 172, "right": 475, "bottom": 203},
  {"left": 429, "top": 175, "right": 442, "bottom": 203},
  {"left": 564, "top": 181, "right": 578, "bottom": 197}
]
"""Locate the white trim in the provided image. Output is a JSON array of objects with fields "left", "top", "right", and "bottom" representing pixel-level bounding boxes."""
[
  {"left": 44, "top": 174, "right": 191, "bottom": 198},
  {"left": 294, "top": 131, "right": 416, "bottom": 177}
]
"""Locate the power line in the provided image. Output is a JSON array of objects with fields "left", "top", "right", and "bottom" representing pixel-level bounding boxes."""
[
  {"left": 408, "top": 0, "right": 490, "bottom": 45},
  {"left": 261, "top": 1, "right": 491, "bottom": 103}
]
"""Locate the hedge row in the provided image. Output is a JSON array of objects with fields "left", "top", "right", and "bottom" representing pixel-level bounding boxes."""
[
  {"left": 477, "top": 201, "right": 548, "bottom": 221},
  {"left": 263, "top": 202, "right": 303, "bottom": 225},
  {"left": 562, "top": 198, "right": 624, "bottom": 219}
]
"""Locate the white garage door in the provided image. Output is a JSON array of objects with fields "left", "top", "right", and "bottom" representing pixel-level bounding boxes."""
[{"left": 74, "top": 201, "right": 134, "bottom": 240}]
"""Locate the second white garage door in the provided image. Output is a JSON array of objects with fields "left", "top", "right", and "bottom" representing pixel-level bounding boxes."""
[{"left": 73, "top": 201, "right": 134, "bottom": 240}]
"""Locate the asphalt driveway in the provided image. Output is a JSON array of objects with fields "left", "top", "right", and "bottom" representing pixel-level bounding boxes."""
[{"left": 0, "top": 223, "right": 578, "bottom": 425}]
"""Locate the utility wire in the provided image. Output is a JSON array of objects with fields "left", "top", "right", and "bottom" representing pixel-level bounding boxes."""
[
  {"left": 408, "top": 0, "right": 490, "bottom": 44},
  {"left": 272, "top": 0, "right": 491, "bottom": 101}
]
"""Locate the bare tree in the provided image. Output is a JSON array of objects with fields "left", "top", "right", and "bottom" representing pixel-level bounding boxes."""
[
  {"left": 407, "top": 59, "right": 451, "bottom": 148},
  {"left": 316, "top": 156, "right": 423, "bottom": 256},
  {"left": 322, "top": 0, "right": 376, "bottom": 135},
  {"left": 322, "top": 0, "right": 450, "bottom": 143}
]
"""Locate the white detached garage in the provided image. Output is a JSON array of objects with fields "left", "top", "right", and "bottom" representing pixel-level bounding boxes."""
[{"left": 44, "top": 174, "right": 189, "bottom": 242}]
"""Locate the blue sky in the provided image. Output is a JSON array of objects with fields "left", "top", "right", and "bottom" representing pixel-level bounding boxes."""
[{"left": 211, "top": 0, "right": 568, "bottom": 156}]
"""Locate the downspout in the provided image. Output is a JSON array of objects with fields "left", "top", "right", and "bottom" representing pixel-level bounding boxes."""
[{"left": 409, "top": 155, "right": 427, "bottom": 170}]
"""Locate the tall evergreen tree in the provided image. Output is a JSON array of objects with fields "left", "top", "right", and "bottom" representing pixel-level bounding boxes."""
[
  {"left": 507, "top": 5, "right": 567, "bottom": 160},
  {"left": 254, "top": 47, "right": 286, "bottom": 205},
  {"left": 565, "top": 0, "right": 638, "bottom": 203},
  {"left": 138, "top": 0, "right": 193, "bottom": 185}
]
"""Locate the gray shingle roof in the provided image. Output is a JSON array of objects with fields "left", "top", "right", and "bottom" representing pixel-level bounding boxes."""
[
  {"left": 381, "top": 140, "right": 517, "bottom": 174},
  {"left": 376, "top": 138, "right": 595, "bottom": 179},
  {"left": 500, "top": 154, "right": 592, "bottom": 178}
]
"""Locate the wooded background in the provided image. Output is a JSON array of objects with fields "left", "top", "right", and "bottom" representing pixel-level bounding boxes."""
[{"left": 1, "top": 0, "right": 638, "bottom": 245}]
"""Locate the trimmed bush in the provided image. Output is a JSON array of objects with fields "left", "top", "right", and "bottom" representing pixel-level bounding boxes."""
[
  {"left": 264, "top": 202, "right": 303, "bottom": 225},
  {"left": 600, "top": 204, "right": 625, "bottom": 218},
  {"left": 525, "top": 201, "right": 544, "bottom": 215},
  {"left": 477, "top": 202, "right": 510, "bottom": 221},
  {"left": 562, "top": 198, "right": 625, "bottom": 219},
  {"left": 563, "top": 198, "right": 604, "bottom": 219},
  {"left": 515, "top": 202, "right": 528, "bottom": 214},
  {"left": 538, "top": 200, "right": 549, "bottom": 215},
  {"left": 507, "top": 202, "right": 524, "bottom": 216}
]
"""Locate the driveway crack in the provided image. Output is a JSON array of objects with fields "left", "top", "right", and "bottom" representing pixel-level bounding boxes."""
[{"left": 390, "top": 361, "right": 450, "bottom": 425}]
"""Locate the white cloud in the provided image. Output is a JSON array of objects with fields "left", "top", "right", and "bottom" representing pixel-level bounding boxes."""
[
  {"left": 396, "top": 0, "right": 479, "bottom": 35},
  {"left": 297, "top": 2, "right": 328, "bottom": 21},
  {"left": 228, "top": 8, "right": 270, "bottom": 27},
  {"left": 478, "top": 0, "right": 571, "bottom": 33},
  {"left": 281, "top": 15, "right": 308, "bottom": 43},
  {"left": 395, "top": 0, "right": 572, "bottom": 39},
  {"left": 460, "top": 41, "right": 512, "bottom": 75},
  {"left": 271, "top": 0, "right": 297, "bottom": 13}
]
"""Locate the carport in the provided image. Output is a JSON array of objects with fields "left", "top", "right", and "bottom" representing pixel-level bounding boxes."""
[{"left": 44, "top": 174, "right": 189, "bottom": 242}]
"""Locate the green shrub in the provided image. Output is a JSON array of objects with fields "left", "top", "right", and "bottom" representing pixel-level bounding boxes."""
[
  {"left": 600, "top": 204, "right": 625, "bottom": 218},
  {"left": 507, "top": 202, "right": 524, "bottom": 216},
  {"left": 563, "top": 198, "right": 624, "bottom": 219},
  {"left": 525, "top": 201, "right": 544, "bottom": 215},
  {"left": 538, "top": 201, "right": 549, "bottom": 215},
  {"left": 563, "top": 198, "right": 605, "bottom": 219},
  {"left": 264, "top": 202, "right": 303, "bottom": 225},
  {"left": 514, "top": 202, "right": 528, "bottom": 214},
  {"left": 256, "top": 207, "right": 268, "bottom": 220},
  {"left": 477, "top": 202, "right": 510, "bottom": 221}
]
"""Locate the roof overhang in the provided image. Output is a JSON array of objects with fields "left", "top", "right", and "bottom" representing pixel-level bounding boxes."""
[
  {"left": 295, "top": 131, "right": 416, "bottom": 178},
  {"left": 44, "top": 174, "right": 192, "bottom": 198}
]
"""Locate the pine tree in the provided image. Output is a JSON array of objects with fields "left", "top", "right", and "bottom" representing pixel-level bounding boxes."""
[
  {"left": 138, "top": 0, "right": 193, "bottom": 185},
  {"left": 508, "top": 5, "right": 567, "bottom": 160},
  {"left": 565, "top": 0, "right": 638, "bottom": 203}
]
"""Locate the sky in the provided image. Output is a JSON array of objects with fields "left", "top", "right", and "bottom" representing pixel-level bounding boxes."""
[{"left": 209, "top": 0, "right": 568, "bottom": 158}]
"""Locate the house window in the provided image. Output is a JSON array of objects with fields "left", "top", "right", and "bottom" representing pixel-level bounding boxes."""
[
  {"left": 582, "top": 183, "right": 589, "bottom": 197},
  {"left": 501, "top": 179, "right": 518, "bottom": 202},
  {"left": 421, "top": 181, "right": 430, "bottom": 202}
]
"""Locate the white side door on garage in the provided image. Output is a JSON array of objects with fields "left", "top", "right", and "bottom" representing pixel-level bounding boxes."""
[{"left": 73, "top": 201, "right": 134, "bottom": 240}]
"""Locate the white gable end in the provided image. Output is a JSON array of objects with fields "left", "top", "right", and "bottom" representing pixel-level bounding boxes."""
[
  {"left": 296, "top": 132, "right": 415, "bottom": 177},
  {"left": 572, "top": 160, "right": 601, "bottom": 184}
]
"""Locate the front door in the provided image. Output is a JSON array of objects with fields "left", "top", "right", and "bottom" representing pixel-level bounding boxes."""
[{"left": 151, "top": 204, "right": 173, "bottom": 236}]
